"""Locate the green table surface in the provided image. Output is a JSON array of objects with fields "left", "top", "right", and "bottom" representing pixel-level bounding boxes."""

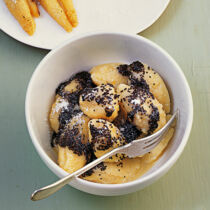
[{"left": 0, "top": 0, "right": 210, "bottom": 209}]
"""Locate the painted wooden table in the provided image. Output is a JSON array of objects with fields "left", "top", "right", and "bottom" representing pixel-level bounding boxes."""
[{"left": 0, "top": 0, "right": 209, "bottom": 209}]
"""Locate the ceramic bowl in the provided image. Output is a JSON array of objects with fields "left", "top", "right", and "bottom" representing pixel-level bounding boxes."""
[{"left": 25, "top": 32, "right": 193, "bottom": 196}]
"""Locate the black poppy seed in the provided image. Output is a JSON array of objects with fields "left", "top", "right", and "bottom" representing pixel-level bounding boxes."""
[
  {"left": 117, "top": 64, "right": 131, "bottom": 76},
  {"left": 129, "top": 61, "right": 144, "bottom": 73},
  {"left": 148, "top": 103, "right": 160, "bottom": 134},
  {"left": 116, "top": 121, "right": 141, "bottom": 143},
  {"left": 89, "top": 123, "right": 113, "bottom": 151},
  {"left": 56, "top": 71, "right": 95, "bottom": 96},
  {"left": 82, "top": 162, "right": 107, "bottom": 177}
]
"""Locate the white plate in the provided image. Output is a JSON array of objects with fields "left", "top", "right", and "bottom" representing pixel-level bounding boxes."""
[{"left": 0, "top": 0, "right": 170, "bottom": 49}]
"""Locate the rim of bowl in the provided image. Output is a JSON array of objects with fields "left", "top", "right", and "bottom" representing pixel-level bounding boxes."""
[{"left": 25, "top": 31, "right": 193, "bottom": 191}]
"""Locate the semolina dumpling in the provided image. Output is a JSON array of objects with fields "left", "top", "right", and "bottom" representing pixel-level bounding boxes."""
[
  {"left": 124, "top": 61, "right": 170, "bottom": 113},
  {"left": 58, "top": 146, "right": 86, "bottom": 174},
  {"left": 117, "top": 84, "right": 166, "bottom": 134},
  {"left": 88, "top": 119, "right": 126, "bottom": 162},
  {"left": 56, "top": 71, "right": 94, "bottom": 96},
  {"left": 90, "top": 63, "right": 128, "bottom": 88},
  {"left": 56, "top": 112, "right": 90, "bottom": 173},
  {"left": 141, "top": 128, "right": 174, "bottom": 163},
  {"left": 79, "top": 84, "right": 119, "bottom": 122},
  {"left": 83, "top": 158, "right": 143, "bottom": 184},
  {"left": 49, "top": 95, "right": 69, "bottom": 133}
]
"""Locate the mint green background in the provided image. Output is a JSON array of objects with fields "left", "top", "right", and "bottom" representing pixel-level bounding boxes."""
[{"left": 0, "top": 0, "right": 210, "bottom": 209}]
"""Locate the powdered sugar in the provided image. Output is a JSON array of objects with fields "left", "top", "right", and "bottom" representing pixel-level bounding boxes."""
[{"left": 52, "top": 98, "right": 69, "bottom": 114}]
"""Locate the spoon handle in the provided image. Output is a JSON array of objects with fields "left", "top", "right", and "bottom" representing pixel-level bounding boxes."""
[{"left": 31, "top": 148, "right": 119, "bottom": 201}]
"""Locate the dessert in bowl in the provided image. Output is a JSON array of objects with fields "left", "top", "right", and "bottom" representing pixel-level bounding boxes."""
[
  {"left": 49, "top": 61, "right": 174, "bottom": 184},
  {"left": 25, "top": 32, "right": 193, "bottom": 195}
]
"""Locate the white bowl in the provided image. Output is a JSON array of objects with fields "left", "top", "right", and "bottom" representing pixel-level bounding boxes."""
[{"left": 25, "top": 32, "right": 193, "bottom": 196}]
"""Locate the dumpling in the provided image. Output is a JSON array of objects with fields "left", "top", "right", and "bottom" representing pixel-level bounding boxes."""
[
  {"left": 49, "top": 96, "right": 69, "bottom": 133},
  {"left": 79, "top": 84, "right": 119, "bottom": 122},
  {"left": 56, "top": 71, "right": 94, "bottom": 96},
  {"left": 118, "top": 61, "right": 171, "bottom": 113},
  {"left": 117, "top": 84, "right": 166, "bottom": 134},
  {"left": 56, "top": 112, "right": 90, "bottom": 173},
  {"left": 90, "top": 63, "right": 127, "bottom": 88},
  {"left": 88, "top": 119, "right": 126, "bottom": 162}
]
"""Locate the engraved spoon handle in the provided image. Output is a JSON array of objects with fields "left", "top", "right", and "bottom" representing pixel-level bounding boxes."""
[{"left": 31, "top": 148, "right": 120, "bottom": 201}]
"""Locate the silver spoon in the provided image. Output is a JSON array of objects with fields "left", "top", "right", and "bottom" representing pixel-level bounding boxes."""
[{"left": 31, "top": 109, "right": 178, "bottom": 201}]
